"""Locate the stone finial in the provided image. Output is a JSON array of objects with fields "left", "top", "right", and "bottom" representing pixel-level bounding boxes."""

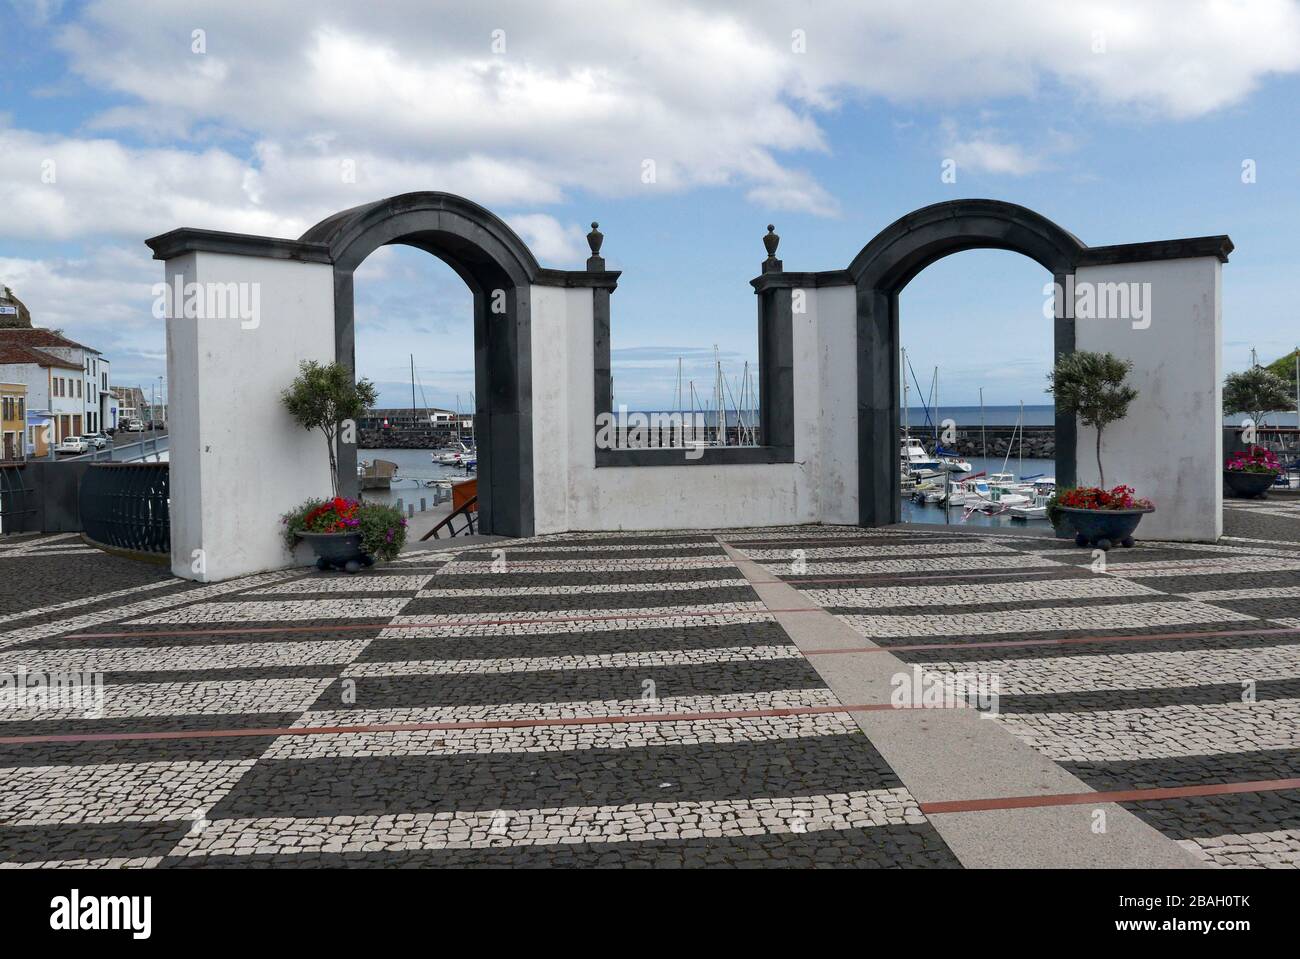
[
  {"left": 760, "top": 224, "right": 783, "bottom": 274},
  {"left": 763, "top": 224, "right": 780, "bottom": 259},
  {"left": 586, "top": 221, "right": 606, "bottom": 271}
]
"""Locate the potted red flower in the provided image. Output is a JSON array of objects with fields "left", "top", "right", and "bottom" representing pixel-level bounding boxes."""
[
  {"left": 1050, "top": 485, "right": 1154, "bottom": 550},
  {"left": 1046, "top": 351, "right": 1154, "bottom": 549},
  {"left": 1224, "top": 446, "right": 1281, "bottom": 499},
  {"left": 279, "top": 361, "right": 406, "bottom": 571},
  {"left": 281, "top": 496, "right": 408, "bottom": 572}
]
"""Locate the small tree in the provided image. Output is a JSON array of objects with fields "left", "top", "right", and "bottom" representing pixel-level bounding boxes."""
[
  {"left": 1046, "top": 351, "right": 1138, "bottom": 489},
  {"left": 1224, "top": 365, "right": 1293, "bottom": 427},
  {"left": 281, "top": 360, "right": 377, "bottom": 496}
]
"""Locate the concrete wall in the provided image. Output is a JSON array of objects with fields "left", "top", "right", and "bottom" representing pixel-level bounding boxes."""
[
  {"left": 1073, "top": 257, "right": 1222, "bottom": 541},
  {"left": 165, "top": 252, "right": 335, "bottom": 581},
  {"left": 529, "top": 283, "right": 857, "bottom": 533}
]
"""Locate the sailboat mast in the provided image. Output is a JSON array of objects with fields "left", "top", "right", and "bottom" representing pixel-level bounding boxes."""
[
  {"left": 980, "top": 387, "right": 986, "bottom": 459},
  {"left": 1019, "top": 400, "right": 1024, "bottom": 477},
  {"left": 410, "top": 354, "right": 417, "bottom": 426}
]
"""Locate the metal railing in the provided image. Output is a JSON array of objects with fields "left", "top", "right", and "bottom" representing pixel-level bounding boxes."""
[
  {"left": 421, "top": 496, "right": 478, "bottom": 540},
  {"left": 78, "top": 462, "right": 170, "bottom": 554},
  {"left": 0, "top": 462, "right": 36, "bottom": 535}
]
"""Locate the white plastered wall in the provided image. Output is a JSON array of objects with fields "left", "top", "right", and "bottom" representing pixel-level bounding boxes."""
[
  {"left": 166, "top": 252, "right": 335, "bottom": 581},
  {"left": 1072, "top": 257, "right": 1222, "bottom": 542},
  {"left": 528, "top": 283, "right": 859, "bottom": 533}
]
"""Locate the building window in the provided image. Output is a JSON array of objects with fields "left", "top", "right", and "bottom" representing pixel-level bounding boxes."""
[{"left": 76, "top": 380, "right": 82, "bottom": 399}]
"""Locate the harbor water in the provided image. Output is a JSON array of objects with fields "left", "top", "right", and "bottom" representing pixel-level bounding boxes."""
[
  {"left": 901, "top": 455, "right": 1057, "bottom": 530},
  {"left": 357, "top": 448, "right": 476, "bottom": 508}
]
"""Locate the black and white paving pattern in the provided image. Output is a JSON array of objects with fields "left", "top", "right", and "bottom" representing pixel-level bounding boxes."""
[{"left": 1, "top": 504, "right": 1297, "bottom": 869}]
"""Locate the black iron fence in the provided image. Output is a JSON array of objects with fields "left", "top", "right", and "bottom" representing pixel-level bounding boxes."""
[
  {"left": 0, "top": 462, "right": 37, "bottom": 535},
  {"left": 78, "top": 463, "right": 170, "bottom": 554}
]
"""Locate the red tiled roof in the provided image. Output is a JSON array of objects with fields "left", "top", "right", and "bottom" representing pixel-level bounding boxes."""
[
  {"left": 0, "top": 343, "right": 83, "bottom": 370},
  {"left": 0, "top": 327, "right": 98, "bottom": 353}
]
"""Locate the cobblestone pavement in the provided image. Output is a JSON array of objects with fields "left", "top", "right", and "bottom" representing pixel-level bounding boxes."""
[
  {"left": 723, "top": 500, "right": 1300, "bottom": 869},
  {"left": 1, "top": 502, "right": 1297, "bottom": 869}
]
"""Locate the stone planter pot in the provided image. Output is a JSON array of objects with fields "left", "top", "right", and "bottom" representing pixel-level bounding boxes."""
[
  {"left": 298, "top": 531, "right": 374, "bottom": 573},
  {"left": 1223, "top": 469, "right": 1277, "bottom": 499},
  {"left": 1058, "top": 506, "right": 1154, "bottom": 551}
]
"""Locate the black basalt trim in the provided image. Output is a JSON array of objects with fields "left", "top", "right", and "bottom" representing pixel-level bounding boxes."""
[
  {"left": 1079, "top": 235, "right": 1233, "bottom": 266},
  {"left": 595, "top": 445, "right": 795, "bottom": 467},
  {"left": 145, "top": 228, "right": 332, "bottom": 263},
  {"left": 749, "top": 270, "right": 853, "bottom": 292},
  {"left": 535, "top": 268, "right": 621, "bottom": 289}
]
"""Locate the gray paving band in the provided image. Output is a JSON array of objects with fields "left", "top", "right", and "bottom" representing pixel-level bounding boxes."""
[
  {"left": 718, "top": 539, "right": 1204, "bottom": 868},
  {"left": 207, "top": 737, "right": 908, "bottom": 820}
]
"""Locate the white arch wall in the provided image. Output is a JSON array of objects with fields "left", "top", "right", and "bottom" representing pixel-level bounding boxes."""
[
  {"left": 528, "top": 283, "right": 859, "bottom": 533},
  {"left": 1072, "top": 256, "right": 1223, "bottom": 541},
  {"left": 165, "top": 251, "right": 335, "bottom": 581}
]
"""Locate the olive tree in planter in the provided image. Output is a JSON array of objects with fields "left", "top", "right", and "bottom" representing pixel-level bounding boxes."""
[
  {"left": 279, "top": 361, "right": 406, "bottom": 571},
  {"left": 1046, "top": 350, "right": 1138, "bottom": 489},
  {"left": 1045, "top": 351, "right": 1153, "bottom": 550}
]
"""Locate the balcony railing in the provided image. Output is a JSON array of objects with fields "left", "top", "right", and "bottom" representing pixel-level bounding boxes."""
[{"left": 78, "top": 462, "right": 170, "bottom": 555}]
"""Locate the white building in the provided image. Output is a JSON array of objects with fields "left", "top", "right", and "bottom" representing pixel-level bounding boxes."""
[
  {"left": 0, "top": 342, "right": 85, "bottom": 447},
  {"left": 0, "top": 329, "right": 113, "bottom": 435}
]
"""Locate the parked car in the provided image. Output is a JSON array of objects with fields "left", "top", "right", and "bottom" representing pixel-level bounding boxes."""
[
  {"left": 56, "top": 436, "right": 90, "bottom": 454},
  {"left": 123, "top": 419, "right": 145, "bottom": 432},
  {"left": 84, "top": 432, "right": 110, "bottom": 449}
]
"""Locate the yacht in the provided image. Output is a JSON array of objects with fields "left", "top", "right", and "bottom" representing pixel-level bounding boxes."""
[
  {"left": 900, "top": 437, "right": 943, "bottom": 474},
  {"left": 432, "top": 441, "right": 475, "bottom": 466}
]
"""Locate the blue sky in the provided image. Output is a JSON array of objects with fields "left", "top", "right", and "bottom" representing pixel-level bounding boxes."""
[{"left": 3, "top": 0, "right": 1299, "bottom": 410}]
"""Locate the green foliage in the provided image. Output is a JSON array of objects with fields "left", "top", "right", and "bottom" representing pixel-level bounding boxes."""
[
  {"left": 1045, "top": 490, "right": 1063, "bottom": 529},
  {"left": 354, "top": 501, "right": 408, "bottom": 563},
  {"left": 1264, "top": 349, "right": 1299, "bottom": 401},
  {"left": 280, "top": 360, "right": 378, "bottom": 495},
  {"left": 1224, "top": 365, "right": 1294, "bottom": 423},
  {"left": 280, "top": 497, "right": 328, "bottom": 552},
  {"left": 1046, "top": 351, "right": 1138, "bottom": 488}
]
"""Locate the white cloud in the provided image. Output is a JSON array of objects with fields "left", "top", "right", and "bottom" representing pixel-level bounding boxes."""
[
  {"left": 939, "top": 120, "right": 1076, "bottom": 176},
  {"left": 0, "top": 0, "right": 1284, "bottom": 244},
  {"left": 505, "top": 214, "right": 589, "bottom": 266}
]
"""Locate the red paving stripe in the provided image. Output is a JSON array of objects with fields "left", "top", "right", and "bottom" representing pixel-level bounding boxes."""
[
  {"left": 0, "top": 702, "right": 931, "bottom": 746},
  {"left": 802, "top": 625, "right": 1300, "bottom": 657},
  {"left": 774, "top": 569, "right": 1075, "bottom": 585},
  {"left": 921, "top": 778, "right": 1300, "bottom": 815},
  {"left": 61, "top": 607, "right": 827, "bottom": 641}
]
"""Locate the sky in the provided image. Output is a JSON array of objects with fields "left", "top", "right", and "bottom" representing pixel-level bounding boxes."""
[{"left": 3, "top": 0, "right": 1300, "bottom": 411}]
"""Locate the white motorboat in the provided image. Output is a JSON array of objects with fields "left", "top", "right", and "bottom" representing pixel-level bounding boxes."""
[
  {"left": 960, "top": 476, "right": 1031, "bottom": 511},
  {"left": 901, "top": 437, "right": 942, "bottom": 473},
  {"left": 1008, "top": 499, "right": 1050, "bottom": 520},
  {"left": 432, "top": 441, "right": 475, "bottom": 466}
]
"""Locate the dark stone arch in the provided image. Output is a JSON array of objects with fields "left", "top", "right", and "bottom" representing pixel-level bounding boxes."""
[
  {"left": 302, "top": 192, "right": 542, "bottom": 537},
  {"left": 850, "top": 199, "right": 1087, "bottom": 528}
]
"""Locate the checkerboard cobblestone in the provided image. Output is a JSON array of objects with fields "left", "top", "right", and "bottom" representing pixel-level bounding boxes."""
[{"left": 2, "top": 506, "right": 1297, "bottom": 868}]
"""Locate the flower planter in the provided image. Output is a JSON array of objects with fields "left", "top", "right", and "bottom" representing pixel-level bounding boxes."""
[
  {"left": 298, "top": 531, "right": 374, "bottom": 573},
  {"left": 1058, "top": 506, "right": 1153, "bottom": 550},
  {"left": 1223, "top": 469, "right": 1277, "bottom": 499}
]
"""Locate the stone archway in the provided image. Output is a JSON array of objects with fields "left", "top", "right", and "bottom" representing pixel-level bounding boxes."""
[
  {"left": 848, "top": 199, "right": 1086, "bottom": 526},
  {"left": 300, "top": 192, "right": 542, "bottom": 537}
]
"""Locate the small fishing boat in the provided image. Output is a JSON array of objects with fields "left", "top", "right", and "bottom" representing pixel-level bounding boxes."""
[{"left": 1009, "top": 493, "right": 1051, "bottom": 520}]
